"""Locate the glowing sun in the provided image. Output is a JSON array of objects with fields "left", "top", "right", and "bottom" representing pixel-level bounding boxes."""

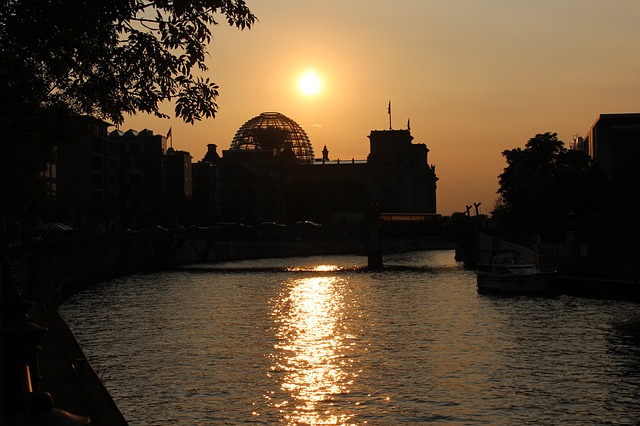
[{"left": 298, "top": 71, "right": 322, "bottom": 96}]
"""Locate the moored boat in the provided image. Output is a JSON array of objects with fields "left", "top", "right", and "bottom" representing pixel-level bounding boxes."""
[{"left": 477, "top": 250, "right": 556, "bottom": 295}]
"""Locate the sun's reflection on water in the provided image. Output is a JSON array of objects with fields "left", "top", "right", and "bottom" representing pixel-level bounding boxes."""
[
  {"left": 268, "top": 273, "right": 355, "bottom": 425},
  {"left": 285, "top": 264, "right": 343, "bottom": 272}
]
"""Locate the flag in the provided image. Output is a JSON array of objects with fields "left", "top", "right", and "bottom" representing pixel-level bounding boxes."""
[
  {"left": 407, "top": 118, "right": 411, "bottom": 132},
  {"left": 387, "top": 101, "right": 391, "bottom": 115}
]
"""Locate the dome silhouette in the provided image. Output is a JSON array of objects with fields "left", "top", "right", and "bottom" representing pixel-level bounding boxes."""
[{"left": 230, "top": 112, "right": 314, "bottom": 164}]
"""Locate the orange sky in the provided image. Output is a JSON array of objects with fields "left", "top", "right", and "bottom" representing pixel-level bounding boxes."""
[{"left": 122, "top": 0, "right": 640, "bottom": 215}]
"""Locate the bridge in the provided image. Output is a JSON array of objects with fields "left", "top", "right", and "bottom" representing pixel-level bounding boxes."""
[{"left": 148, "top": 218, "right": 478, "bottom": 268}]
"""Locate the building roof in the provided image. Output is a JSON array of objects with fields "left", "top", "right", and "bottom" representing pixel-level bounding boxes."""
[{"left": 229, "top": 112, "right": 314, "bottom": 164}]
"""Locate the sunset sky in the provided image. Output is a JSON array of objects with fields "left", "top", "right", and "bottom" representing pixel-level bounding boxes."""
[{"left": 122, "top": 0, "right": 640, "bottom": 215}]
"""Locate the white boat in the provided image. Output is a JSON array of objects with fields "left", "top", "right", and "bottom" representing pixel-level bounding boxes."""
[{"left": 476, "top": 250, "right": 556, "bottom": 295}]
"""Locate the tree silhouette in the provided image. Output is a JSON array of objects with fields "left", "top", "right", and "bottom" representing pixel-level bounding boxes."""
[
  {"left": 493, "top": 132, "right": 604, "bottom": 238},
  {"left": 0, "top": 0, "right": 255, "bottom": 216},
  {"left": 1, "top": 0, "right": 255, "bottom": 125}
]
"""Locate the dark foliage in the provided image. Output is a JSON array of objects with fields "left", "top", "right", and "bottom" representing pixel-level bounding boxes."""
[
  {"left": 493, "top": 132, "right": 606, "bottom": 238},
  {"left": 1, "top": 0, "right": 255, "bottom": 125}
]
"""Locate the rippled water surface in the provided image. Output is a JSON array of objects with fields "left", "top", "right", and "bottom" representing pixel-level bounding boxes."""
[{"left": 59, "top": 250, "right": 640, "bottom": 424}]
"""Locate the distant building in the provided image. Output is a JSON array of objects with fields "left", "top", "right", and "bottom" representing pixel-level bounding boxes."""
[
  {"left": 367, "top": 129, "right": 437, "bottom": 213},
  {"left": 164, "top": 147, "right": 193, "bottom": 225},
  {"left": 46, "top": 111, "right": 438, "bottom": 231},
  {"left": 575, "top": 113, "right": 640, "bottom": 179},
  {"left": 197, "top": 111, "right": 438, "bottom": 226},
  {"left": 192, "top": 144, "right": 223, "bottom": 225},
  {"left": 55, "top": 117, "right": 117, "bottom": 231},
  {"left": 108, "top": 129, "right": 167, "bottom": 228}
]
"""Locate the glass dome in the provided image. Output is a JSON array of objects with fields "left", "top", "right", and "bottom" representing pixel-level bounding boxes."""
[{"left": 230, "top": 112, "right": 314, "bottom": 164}]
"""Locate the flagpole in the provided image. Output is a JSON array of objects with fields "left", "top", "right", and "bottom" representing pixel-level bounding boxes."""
[{"left": 388, "top": 101, "right": 392, "bottom": 130}]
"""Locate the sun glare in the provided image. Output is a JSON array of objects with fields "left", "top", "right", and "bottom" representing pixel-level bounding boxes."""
[{"left": 298, "top": 71, "right": 321, "bottom": 96}]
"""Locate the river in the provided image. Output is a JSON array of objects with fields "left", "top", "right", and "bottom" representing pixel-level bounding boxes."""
[{"left": 59, "top": 250, "right": 640, "bottom": 425}]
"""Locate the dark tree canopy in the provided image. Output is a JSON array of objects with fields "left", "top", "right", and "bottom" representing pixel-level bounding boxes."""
[
  {"left": 1, "top": 0, "right": 256, "bottom": 125},
  {"left": 0, "top": 0, "right": 255, "bottom": 216},
  {"left": 493, "top": 132, "right": 604, "bottom": 237}
]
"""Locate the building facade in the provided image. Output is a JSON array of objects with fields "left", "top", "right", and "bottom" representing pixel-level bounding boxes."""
[
  {"left": 367, "top": 129, "right": 437, "bottom": 213},
  {"left": 192, "top": 144, "right": 223, "bottom": 225},
  {"left": 165, "top": 147, "right": 193, "bottom": 225},
  {"left": 55, "top": 117, "right": 117, "bottom": 231},
  {"left": 48, "top": 112, "right": 438, "bottom": 231},
  {"left": 574, "top": 113, "right": 640, "bottom": 179},
  {"left": 202, "top": 111, "right": 438, "bottom": 226},
  {"left": 108, "top": 129, "right": 167, "bottom": 228}
]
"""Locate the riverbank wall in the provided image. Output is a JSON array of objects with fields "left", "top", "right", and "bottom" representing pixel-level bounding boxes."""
[{"left": 17, "top": 231, "right": 364, "bottom": 306}]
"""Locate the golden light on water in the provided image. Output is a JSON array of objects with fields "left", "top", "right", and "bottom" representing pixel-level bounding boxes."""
[
  {"left": 312, "top": 264, "right": 340, "bottom": 272},
  {"left": 268, "top": 274, "right": 355, "bottom": 425},
  {"left": 285, "top": 264, "right": 341, "bottom": 273}
]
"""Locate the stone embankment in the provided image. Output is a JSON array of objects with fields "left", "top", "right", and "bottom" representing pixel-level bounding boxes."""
[{"left": 24, "top": 231, "right": 362, "bottom": 302}]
